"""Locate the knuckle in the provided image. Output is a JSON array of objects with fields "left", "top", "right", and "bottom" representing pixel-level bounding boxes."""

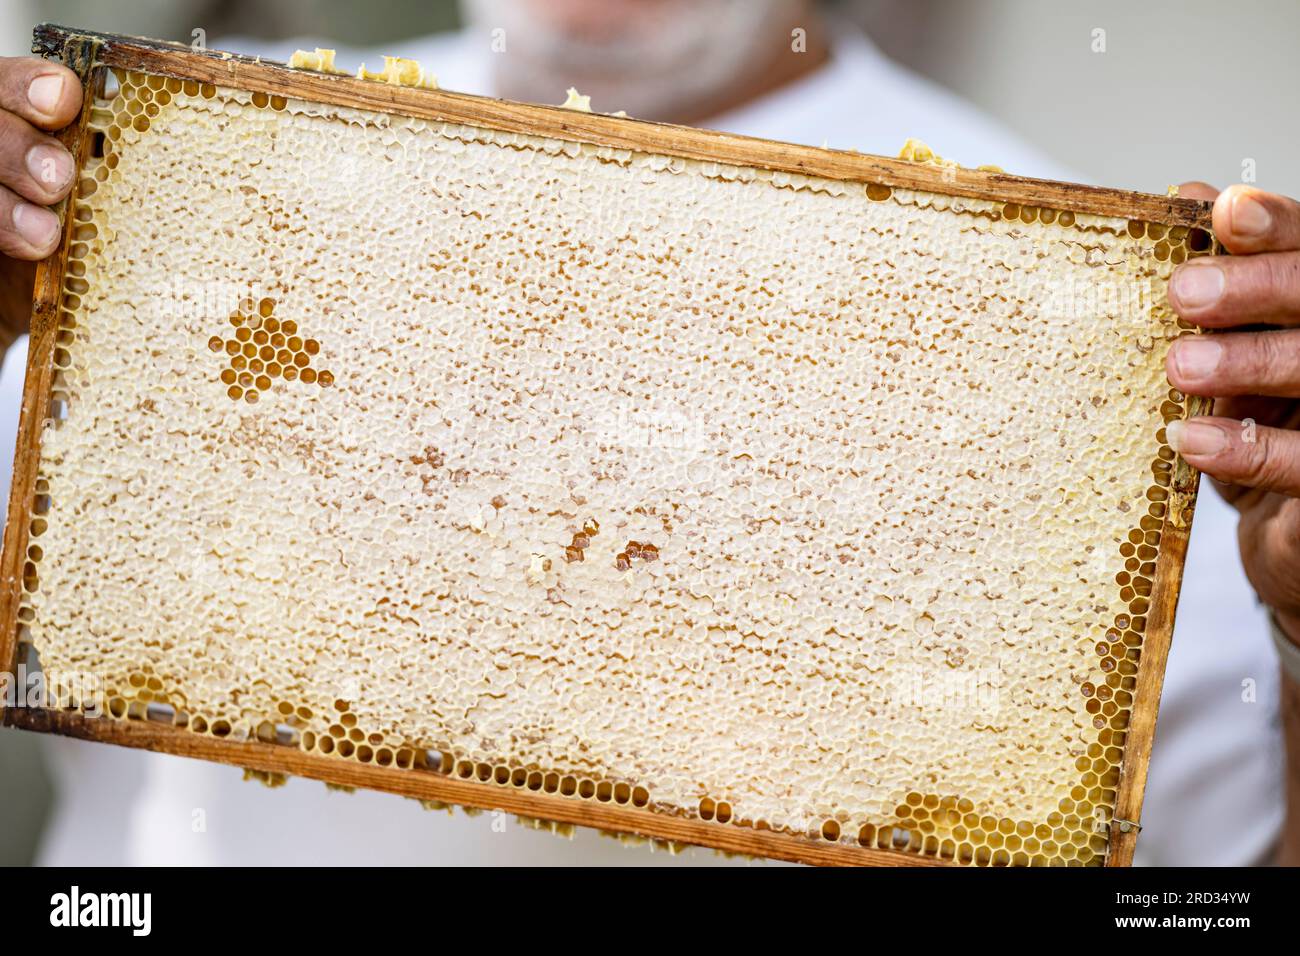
[
  {"left": 1241, "top": 429, "right": 1295, "bottom": 490},
  {"left": 1237, "top": 438, "right": 1272, "bottom": 486},
  {"left": 1262, "top": 253, "right": 1300, "bottom": 307},
  {"left": 1271, "top": 192, "right": 1300, "bottom": 246},
  {"left": 1242, "top": 331, "right": 1286, "bottom": 385},
  {"left": 1234, "top": 253, "right": 1300, "bottom": 314},
  {"left": 0, "top": 58, "right": 38, "bottom": 103},
  {"left": 0, "top": 114, "right": 25, "bottom": 156}
]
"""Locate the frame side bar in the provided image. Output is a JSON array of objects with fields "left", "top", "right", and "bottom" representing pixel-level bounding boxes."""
[
  {"left": 0, "top": 37, "right": 99, "bottom": 717},
  {"left": 1105, "top": 391, "right": 1212, "bottom": 866}
]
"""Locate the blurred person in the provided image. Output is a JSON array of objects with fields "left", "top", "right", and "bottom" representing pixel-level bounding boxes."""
[{"left": 0, "top": 0, "right": 1293, "bottom": 865}]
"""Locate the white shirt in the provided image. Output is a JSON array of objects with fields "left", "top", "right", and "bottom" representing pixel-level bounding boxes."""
[{"left": 26, "top": 25, "right": 1283, "bottom": 866}]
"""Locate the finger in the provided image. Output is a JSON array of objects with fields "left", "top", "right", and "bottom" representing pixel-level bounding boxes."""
[
  {"left": 1212, "top": 184, "right": 1300, "bottom": 255},
  {"left": 1168, "top": 252, "right": 1300, "bottom": 327},
  {"left": 0, "top": 108, "right": 75, "bottom": 205},
  {"left": 1212, "top": 394, "right": 1300, "bottom": 431},
  {"left": 0, "top": 181, "right": 61, "bottom": 260},
  {"left": 0, "top": 57, "right": 81, "bottom": 130},
  {"left": 1206, "top": 400, "right": 1300, "bottom": 506},
  {"left": 1177, "top": 181, "right": 1220, "bottom": 203},
  {"left": 1167, "top": 415, "right": 1300, "bottom": 498},
  {"left": 1167, "top": 328, "right": 1300, "bottom": 398}
]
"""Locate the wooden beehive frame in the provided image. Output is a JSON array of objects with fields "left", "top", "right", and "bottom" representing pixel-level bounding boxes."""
[{"left": 0, "top": 23, "right": 1214, "bottom": 867}]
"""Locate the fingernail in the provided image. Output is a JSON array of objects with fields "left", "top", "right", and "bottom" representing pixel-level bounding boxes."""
[
  {"left": 1230, "top": 190, "right": 1271, "bottom": 238},
  {"left": 1166, "top": 419, "right": 1226, "bottom": 456},
  {"left": 1171, "top": 263, "right": 1224, "bottom": 310},
  {"left": 25, "top": 144, "right": 73, "bottom": 190},
  {"left": 1171, "top": 337, "right": 1222, "bottom": 383},
  {"left": 27, "top": 74, "right": 64, "bottom": 115},
  {"left": 12, "top": 202, "right": 59, "bottom": 249}
]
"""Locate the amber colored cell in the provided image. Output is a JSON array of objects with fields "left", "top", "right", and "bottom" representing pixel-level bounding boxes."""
[
  {"left": 281, "top": 320, "right": 298, "bottom": 335},
  {"left": 300, "top": 367, "right": 316, "bottom": 383},
  {"left": 282, "top": 366, "right": 299, "bottom": 381},
  {"left": 207, "top": 336, "right": 222, "bottom": 352},
  {"left": 294, "top": 352, "right": 310, "bottom": 368},
  {"left": 304, "top": 339, "right": 320, "bottom": 355},
  {"left": 220, "top": 369, "right": 236, "bottom": 385},
  {"left": 287, "top": 336, "right": 303, "bottom": 352},
  {"left": 226, "top": 385, "right": 242, "bottom": 400},
  {"left": 317, "top": 370, "right": 334, "bottom": 386}
]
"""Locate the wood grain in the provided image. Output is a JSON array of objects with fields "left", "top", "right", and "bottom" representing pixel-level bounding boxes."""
[
  {"left": 32, "top": 23, "right": 1212, "bottom": 229},
  {"left": 3, "top": 706, "right": 945, "bottom": 867}
]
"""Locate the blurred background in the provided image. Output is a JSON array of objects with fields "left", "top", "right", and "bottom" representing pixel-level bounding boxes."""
[{"left": 0, "top": 0, "right": 1296, "bottom": 863}]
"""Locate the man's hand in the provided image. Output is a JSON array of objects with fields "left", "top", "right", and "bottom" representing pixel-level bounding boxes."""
[
  {"left": 0, "top": 56, "right": 82, "bottom": 345},
  {"left": 1164, "top": 182, "right": 1300, "bottom": 644}
]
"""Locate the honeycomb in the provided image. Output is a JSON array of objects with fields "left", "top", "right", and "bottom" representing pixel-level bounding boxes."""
[
  {"left": 17, "top": 66, "right": 1208, "bottom": 866},
  {"left": 210, "top": 297, "right": 333, "bottom": 403}
]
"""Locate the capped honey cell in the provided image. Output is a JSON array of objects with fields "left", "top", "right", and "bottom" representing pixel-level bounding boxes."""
[{"left": 16, "top": 44, "right": 1205, "bottom": 867}]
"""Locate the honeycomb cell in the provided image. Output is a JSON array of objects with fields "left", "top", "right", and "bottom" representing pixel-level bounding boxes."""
[{"left": 19, "top": 67, "right": 1203, "bottom": 867}]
